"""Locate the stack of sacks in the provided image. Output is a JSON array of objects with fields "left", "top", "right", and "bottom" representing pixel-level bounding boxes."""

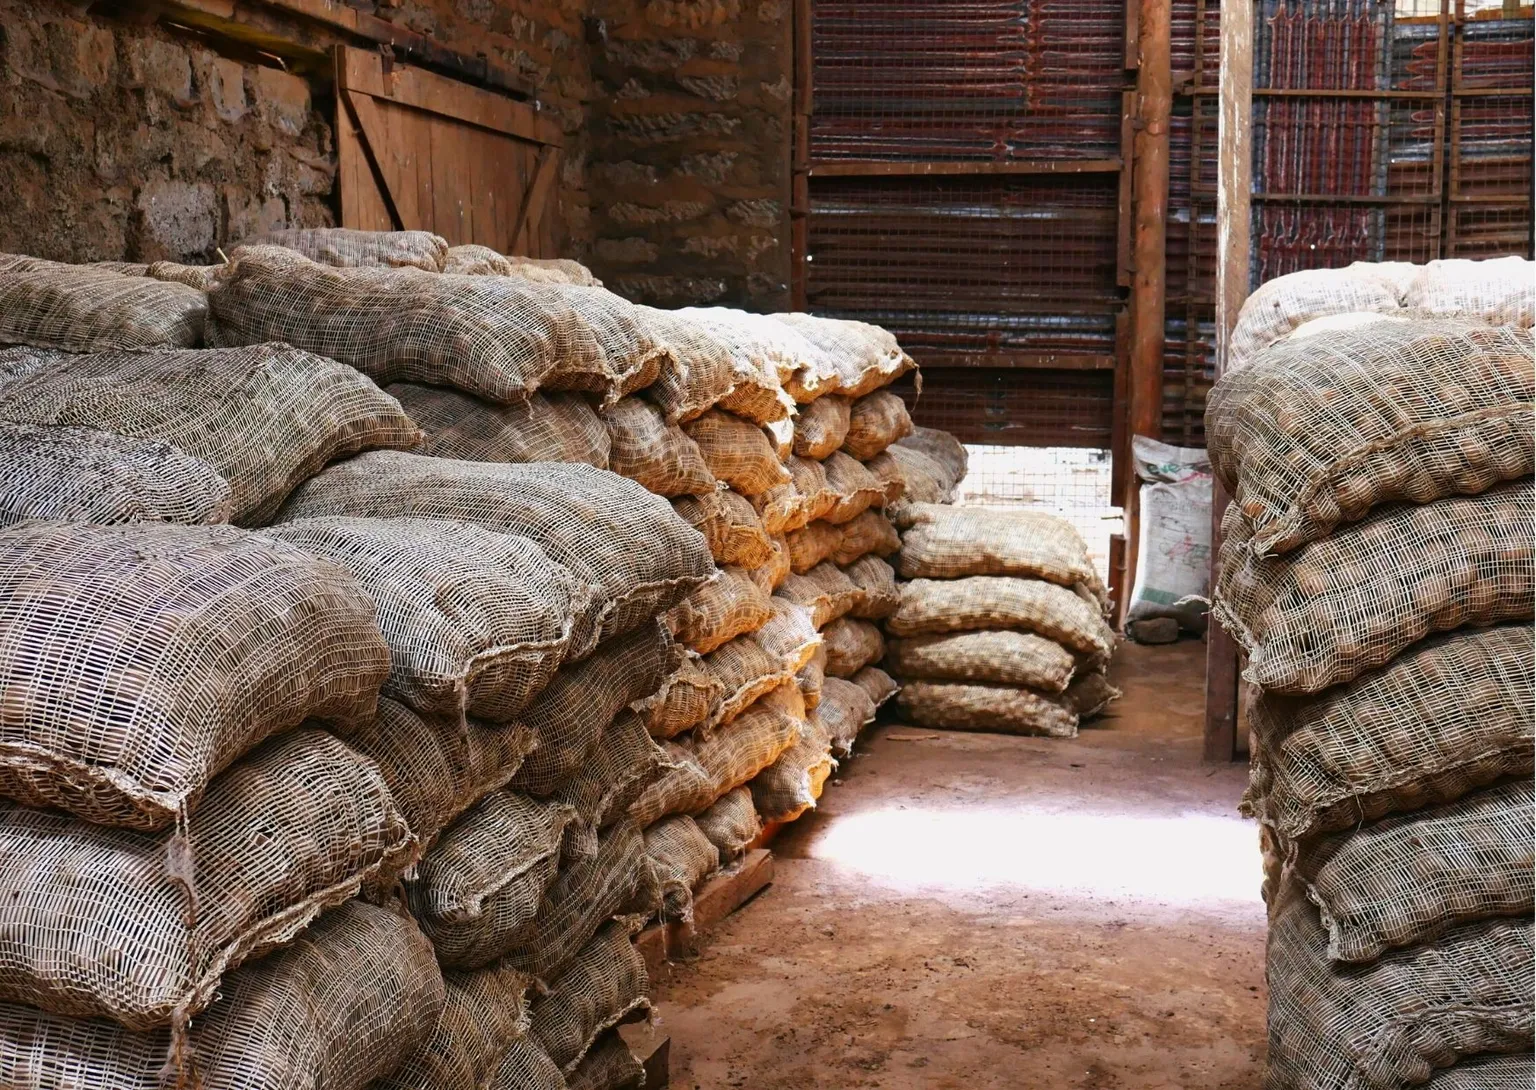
[
  {"left": 1207, "top": 310, "right": 1534, "bottom": 1089},
  {"left": 888, "top": 503, "right": 1120, "bottom": 738}
]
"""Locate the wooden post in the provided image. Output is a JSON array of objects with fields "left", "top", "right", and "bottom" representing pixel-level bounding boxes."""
[{"left": 1204, "top": 0, "right": 1253, "bottom": 763}]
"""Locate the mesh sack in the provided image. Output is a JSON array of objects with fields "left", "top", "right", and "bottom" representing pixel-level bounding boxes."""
[
  {"left": 643, "top": 815, "right": 720, "bottom": 921},
  {"left": 887, "top": 575, "right": 1115, "bottom": 656},
  {"left": 896, "top": 427, "right": 968, "bottom": 488},
  {"left": 786, "top": 519, "right": 841, "bottom": 573},
  {"left": 346, "top": 698, "right": 537, "bottom": 852},
  {"left": 1205, "top": 320, "right": 1533, "bottom": 555},
  {"left": 896, "top": 504, "right": 1100, "bottom": 588},
  {"left": 0, "top": 421, "right": 232, "bottom": 528},
  {"left": 842, "top": 389, "right": 914, "bottom": 461},
  {"left": 792, "top": 394, "right": 852, "bottom": 460},
  {"left": 752, "top": 533, "right": 794, "bottom": 593},
  {"left": 442, "top": 244, "right": 516, "bottom": 276},
  {"left": 843, "top": 554, "right": 900, "bottom": 620},
  {"left": 483, "top": 1037, "right": 568, "bottom": 1090},
  {"left": 1292, "top": 779, "right": 1533, "bottom": 965},
  {"left": 374, "top": 961, "right": 533, "bottom": 1090},
  {"left": 817, "top": 676, "right": 878, "bottom": 758},
  {"left": 1424, "top": 1053, "right": 1534, "bottom": 1090},
  {"left": 1228, "top": 264, "right": 1405, "bottom": 369},
  {"left": 866, "top": 446, "right": 946, "bottom": 519},
  {"left": 672, "top": 488, "right": 775, "bottom": 569},
  {"left": 683, "top": 409, "right": 791, "bottom": 495},
  {"left": 1214, "top": 481, "right": 1535, "bottom": 693},
  {"left": 822, "top": 617, "right": 886, "bottom": 679},
  {"left": 566, "top": 1028, "right": 646, "bottom": 1090},
  {"left": 897, "top": 681, "right": 1078, "bottom": 738},
  {"left": 89, "top": 260, "right": 150, "bottom": 275},
  {"left": 499, "top": 820, "right": 648, "bottom": 982},
  {"left": 1065, "top": 670, "right": 1121, "bottom": 720},
  {"left": 751, "top": 715, "right": 835, "bottom": 824},
  {"left": 804, "top": 560, "right": 867, "bottom": 627},
  {"left": 766, "top": 312, "right": 916, "bottom": 401},
  {"left": 0, "top": 729, "right": 414, "bottom": 1030},
  {"left": 276, "top": 453, "right": 713, "bottom": 652},
  {"left": 0, "top": 254, "right": 205, "bottom": 350},
  {"left": 1245, "top": 625, "right": 1535, "bottom": 842},
  {"left": 602, "top": 397, "right": 716, "bottom": 498},
  {"left": 146, "top": 261, "right": 221, "bottom": 292},
  {"left": 785, "top": 454, "right": 841, "bottom": 527},
  {"left": 885, "top": 630, "right": 1075, "bottom": 692},
  {"left": 388, "top": 383, "right": 610, "bottom": 468},
  {"left": 627, "top": 742, "right": 713, "bottom": 829},
  {"left": 675, "top": 306, "right": 829, "bottom": 408},
  {"left": 1265, "top": 886, "right": 1533, "bottom": 1090},
  {"left": 512, "top": 621, "right": 678, "bottom": 797},
  {"left": 505, "top": 255, "right": 603, "bottom": 288},
  {"left": 0, "top": 343, "right": 423, "bottom": 524},
  {"left": 1404, "top": 256, "right": 1535, "bottom": 328},
  {"left": 261, "top": 517, "right": 585, "bottom": 722},
  {"left": 554, "top": 710, "right": 670, "bottom": 864},
  {"left": 237, "top": 228, "right": 449, "bottom": 271},
  {"left": 545, "top": 284, "right": 670, "bottom": 406},
  {"left": 849, "top": 665, "right": 900, "bottom": 709},
  {"left": 632, "top": 651, "right": 723, "bottom": 740},
  {"left": 0, "top": 900, "right": 445, "bottom": 1090},
  {"left": 821, "top": 451, "right": 886, "bottom": 524},
  {"left": 410, "top": 791, "right": 574, "bottom": 970},
  {"left": 830, "top": 509, "right": 902, "bottom": 566},
  {"left": 694, "top": 786, "right": 763, "bottom": 865},
  {"left": 530, "top": 922, "right": 649, "bottom": 1072},
  {"left": 636, "top": 306, "right": 789, "bottom": 426},
  {"left": 703, "top": 600, "right": 822, "bottom": 728},
  {"left": 775, "top": 566, "right": 851, "bottom": 629},
  {"left": 0, "top": 521, "right": 389, "bottom": 830},
  {"left": 666, "top": 568, "right": 775, "bottom": 655},
  {"left": 797, "top": 642, "right": 828, "bottom": 709},
  {"left": 208, "top": 245, "right": 600, "bottom": 406},
  {"left": 750, "top": 479, "right": 801, "bottom": 537}
]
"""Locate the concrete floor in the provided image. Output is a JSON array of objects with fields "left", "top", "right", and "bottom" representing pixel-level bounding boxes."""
[{"left": 636, "top": 640, "right": 1267, "bottom": 1090}]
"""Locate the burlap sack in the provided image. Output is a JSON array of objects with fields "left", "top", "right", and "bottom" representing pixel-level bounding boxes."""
[
  {"left": 897, "top": 427, "right": 968, "bottom": 486},
  {"left": 239, "top": 228, "right": 449, "bottom": 271},
  {"left": 750, "top": 533, "right": 793, "bottom": 593},
  {"left": 566, "top": 1029, "right": 647, "bottom": 1090},
  {"left": 643, "top": 815, "right": 720, "bottom": 921},
  {"left": 750, "top": 715, "right": 834, "bottom": 824},
  {"left": 897, "top": 681, "right": 1078, "bottom": 738},
  {"left": 0, "top": 342, "right": 422, "bottom": 524},
  {"left": 208, "top": 245, "right": 600, "bottom": 405},
  {"left": 504, "top": 255, "right": 604, "bottom": 288},
  {"left": 816, "top": 677, "right": 878, "bottom": 758},
  {"left": 1244, "top": 625, "right": 1534, "bottom": 842},
  {"left": 830, "top": 509, "right": 902, "bottom": 566},
  {"left": 695, "top": 786, "right": 763, "bottom": 865},
  {"left": 0, "top": 521, "right": 389, "bottom": 830},
  {"left": 0, "top": 900, "right": 445, "bottom": 1090},
  {"left": 843, "top": 389, "right": 914, "bottom": 461},
  {"left": 543, "top": 285, "right": 670, "bottom": 405},
  {"left": 276, "top": 453, "right": 713, "bottom": 653},
  {"left": 530, "top": 922, "right": 649, "bottom": 1072},
  {"left": 1292, "top": 780, "right": 1533, "bottom": 964},
  {"left": 632, "top": 651, "right": 723, "bottom": 740},
  {"left": 555, "top": 710, "right": 671, "bottom": 864},
  {"left": 821, "top": 450, "right": 887, "bottom": 524},
  {"left": 442, "top": 244, "right": 516, "bottom": 276},
  {"left": 850, "top": 665, "right": 900, "bottom": 710},
  {"left": 638, "top": 306, "right": 791, "bottom": 425},
  {"left": 1065, "top": 670, "right": 1121, "bottom": 720},
  {"left": 897, "top": 504, "right": 1100, "bottom": 590},
  {"left": 887, "top": 575, "right": 1115, "bottom": 656},
  {"left": 675, "top": 306, "right": 830, "bottom": 406},
  {"left": 410, "top": 791, "right": 574, "bottom": 969},
  {"left": 667, "top": 569, "right": 775, "bottom": 654},
  {"left": 683, "top": 409, "right": 792, "bottom": 495},
  {"left": 1264, "top": 886, "right": 1532, "bottom": 1090},
  {"left": 792, "top": 395, "right": 852, "bottom": 460},
  {"left": 627, "top": 743, "right": 713, "bottom": 829},
  {"left": 1405, "top": 256, "right": 1535, "bottom": 328},
  {"left": 843, "top": 554, "right": 900, "bottom": 619},
  {"left": 776, "top": 565, "right": 856, "bottom": 629},
  {"left": 822, "top": 617, "right": 886, "bottom": 678},
  {"left": 146, "top": 261, "right": 222, "bottom": 292},
  {"left": 767, "top": 312, "right": 916, "bottom": 401},
  {"left": 483, "top": 1037, "right": 568, "bottom": 1090},
  {"left": 0, "top": 254, "right": 206, "bottom": 350},
  {"left": 886, "top": 630, "right": 1076, "bottom": 692},
  {"left": 785, "top": 455, "right": 841, "bottom": 526},
  {"left": 602, "top": 397, "right": 716, "bottom": 498},
  {"left": 374, "top": 961, "right": 533, "bottom": 1090},
  {"left": 1228, "top": 263, "right": 1405, "bottom": 368},
  {"left": 797, "top": 641, "right": 828, "bottom": 709},
  {"left": 0, "top": 421, "right": 232, "bottom": 528},
  {"left": 672, "top": 488, "right": 775, "bottom": 569},
  {"left": 786, "top": 519, "right": 841, "bottom": 573},
  {"left": 1423, "top": 1053, "right": 1534, "bottom": 1090},
  {"left": 1214, "top": 481, "right": 1535, "bottom": 693},
  {"left": 1206, "top": 320, "right": 1533, "bottom": 556},
  {"left": 388, "top": 384, "right": 611, "bottom": 468},
  {"left": 703, "top": 600, "right": 822, "bottom": 728}
]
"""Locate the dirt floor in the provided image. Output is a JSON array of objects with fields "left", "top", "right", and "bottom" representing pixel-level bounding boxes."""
[{"left": 631, "top": 640, "right": 1267, "bottom": 1090}]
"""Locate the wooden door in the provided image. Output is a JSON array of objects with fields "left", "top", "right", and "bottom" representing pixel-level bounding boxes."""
[{"left": 334, "top": 46, "right": 565, "bottom": 256}]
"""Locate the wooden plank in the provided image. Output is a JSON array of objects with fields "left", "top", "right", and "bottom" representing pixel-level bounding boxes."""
[
  {"left": 1116, "top": 89, "right": 1137, "bottom": 289},
  {"left": 512, "top": 145, "right": 558, "bottom": 255},
  {"left": 808, "top": 158, "right": 1123, "bottom": 178},
  {"left": 636, "top": 850, "right": 775, "bottom": 978},
  {"left": 339, "top": 87, "right": 405, "bottom": 230},
  {"left": 639, "top": 1035, "right": 670, "bottom": 1089},
  {"left": 1128, "top": 0, "right": 1171, "bottom": 445}
]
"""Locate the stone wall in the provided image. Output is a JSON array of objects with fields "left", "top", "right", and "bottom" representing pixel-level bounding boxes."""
[{"left": 586, "top": 0, "right": 793, "bottom": 311}]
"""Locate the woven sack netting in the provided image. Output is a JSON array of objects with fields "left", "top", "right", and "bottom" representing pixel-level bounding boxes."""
[
  {"left": 276, "top": 453, "right": 713, "bottom": 654},
  {"left": 786, "top": 455, "right": 841, "bottom": 526},
  {"left": 505, "top": 255, "right": 604, "bottom": 287},
  {"left": 786, "top": 519, "right": 841, "bottom": 574},
  {"left": 238, "top": 228, "right": 449, "bottom": 271},
  {"left": 0, "top": 421, "right": 232, "bottom": 528},
  {"left": 667, "top": 569, "right": 774, "bottom": 655},
  {"left": 208, "top": 245, "right": 601, "bottom": 406},
  {"left": 843, "top": 389, "right": 914, "bottom": 461},
  {"left": 602, "top": 397, "right": 716, "bottom": 498},
  {"left": 797, "top": 642, "right": 827, "bottom": 709},
  {"left": 702, "top": 600, "right": 822, "bottom": 729},
  {"left": 671, "top": 488, "right": 775, "bottom": 569},
  {"left": 1228, "top": 263, "right": 1406, "bottom": 369},
  {"left": 675, "top": 306, "right": 832, "bottom": 406},
  {"left": 822, "top": 617, "right": 885, "bottom": 679},
  {"left": 1205, "top": 319, "right": 1533, "bottom": 556},
  {"left": 1244, "top": 625, "right": 1534, "bottom": 842},
  {"left": 897, "top": 681, "right": 1078, "bottom": 738},
  {"left": 751, "top": 715, "right": 835, "bottom": 824},
  {"left": 566, "top": 1029, "right": 646, "bottom": 1090},
  {"left": 633, "top": 650, "right": 723, "bottom": 740},
  {"left": 897, "top": 427, "right": 967, "bottom": 485},
  {"left": 0, "top": 254, "right": 206, "bottom": 350},
  {"left": 0, "top": 900, "right": 445, "bottom": 1090},
  {"left": 766, "top": 312, "right": 915, "bottom": 401},
  {"left": 542, "top": 284, "right": 670, "bottom": 406},
  {"left": 887, "top": 575, "right": 1115, "bottom": 657},
  {"left": 441, "top": 244, "right": 515, "bottom": 276},
  {"left": 375, "top": 961, "right": 533, "bottom": 1090},
  {"left": 1066, "top": 671, "right": 1121, "bottom": 720},
  {"left": 262, "top": 517, "right": 586, "bottom": 722},
  {"left": 843, "top": 554, "right": 900, "bottom": 620},
  {"left": 0, "top": 729, "right": 414, "bottom": 1030},
  {"left": 1421, "top": 1053, "right": 1534, "bottom": 1090},
  {"left": 1213, "top": 480, "right": 1535, "bottom": 693},
  {"left": 637, "top": 306, "right": 790, "bottom": 425},
  {"left": 88, "top": 260, "right": 151, "bottom": 276},
  {"left": 694, "top": 786, "right": 762, "bottom": 865},
  {"left": 388, "top": 383, "right": 611, "bottom": 468},
  {"left": 145, "top": 262, "right": 223, "bottom": 292},
  {"left": 821, "top": 451, "right": 886, "bottom": 525},
  {"left": 1404, "top": 256, "right": 1535, "bottom": 328},
  {"left": 483, "top": 1037, "right": 568, "bottom": 1090},
  {"left": 815, "top": 677, "right": 877, "bottom": 758},
  {"left": 885, "top": 630, "right": 1077, "bottom": 693},
  {"left": 1264, "top": 886, "right": 1533, "bottom": 1090},
  {"left": 897, "top": 503, "right": 1102, "bottom": 591},
  {"left": 530, "top": 921, "right": 649, "bottom": 1073},
  {"left": 0, "top": 343, "right": 423, "bottom": 524},
  {"left": 643, "top": 815, "right": 720, "bottom": 921},
  {"left": 804, "top": 560, "right": 865, "bottom": 623},
  {"left": 554, "top": 710, "right": 670, "bottom": 865},
  {"left": 683, "top": 409, "right": 792, "bottom": 495},
  {"left": 1293, "top": 779, "right": 1533, "bottom": 965},
  {"left": 0, "top": 521, "right": 389, "bottom": 830},
  {"left": 868, "top": 447, "right": 952, "bottom": 520},
  {"left": 754, "top": 533, "right": 794, "bottom": 592},
  {"left": 346, "top": 698, "right": 537, "bottom": 852},
  {"left": 776, "top": 567, "right": 853, "bottom": 630},
  {"left": 793, "top": 394, "right": 851, "bottom": 459},
  {"left": 830, "top": 509, "right": 902, "bottom": 567}
]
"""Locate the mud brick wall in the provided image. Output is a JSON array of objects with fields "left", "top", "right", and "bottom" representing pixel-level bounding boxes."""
[{"left": 587, "top": 0, "right": 793, "bottom": 311}]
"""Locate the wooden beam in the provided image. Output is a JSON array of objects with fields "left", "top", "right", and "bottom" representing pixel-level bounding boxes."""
[
  {"left": 1128, "top": 0, "right": 1171, "bottom": 447},
  {"left": 636, "top": 850, "right": 775, "bottom": 977},
  {"left": 808, "top": 158, "right": 1123, "bottom": 178}
]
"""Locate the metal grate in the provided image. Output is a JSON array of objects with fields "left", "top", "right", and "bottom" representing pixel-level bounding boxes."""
[{"left": 895, "top": 368, "right": 1115, "bottom": 449}]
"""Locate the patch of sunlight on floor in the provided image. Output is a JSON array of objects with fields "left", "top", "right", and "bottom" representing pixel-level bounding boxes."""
[{"left": 810, "top": 805, "right": 1260, "bottom": 908}]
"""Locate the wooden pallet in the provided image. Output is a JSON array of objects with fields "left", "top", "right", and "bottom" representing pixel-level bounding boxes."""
[{"left": 635, "top": 848, "right": 775, "bottom": 977}]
